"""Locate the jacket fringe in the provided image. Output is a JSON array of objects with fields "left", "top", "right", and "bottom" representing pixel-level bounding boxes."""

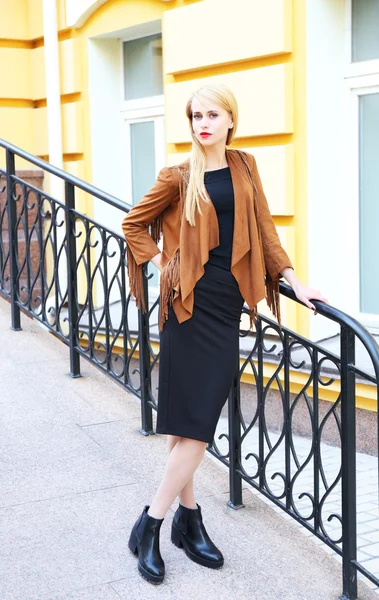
[
  {"left": 159, "top": 248, "right": 180, "bottom": 332},
  {"left": 126, "top": 213, "right": 165, "bottom": 314},
  {"left": 248, "top": 276, "right": 283, "bottom": 332},
  {"left": 239, "top": 149, "right": 283, "bottom": 332},
  {"left": 156, "top": 169, "right": 186, "bottom": 331},
  {"left": 265, "top": 272, "right": 283, "bottom": 331},
  {"left": 150, "top": 212, "right": 164, "bottom": 246},
  {"left": 126, "top": 244, "right": 146, "bottom": 314},
  {"left": 249, "top": 306, "right": 259, "bottom": 331}
]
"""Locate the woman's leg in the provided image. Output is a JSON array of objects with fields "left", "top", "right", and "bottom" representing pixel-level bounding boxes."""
[
  {"left": 166, "top": 435, "right": 197, "bottom": 509},
  {"left": 148, "top": 436, "right": 207, "bottom": 519},
  {"left": 165, "top": 437, "right": 223, "bottom": 569}
]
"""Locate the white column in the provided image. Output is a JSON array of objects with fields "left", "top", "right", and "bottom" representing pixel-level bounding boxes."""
[
  {"left": 42, "top": 0, "right": 66, "bottom": 306},
  {"left": 42, "top": 0, "right": 63, "bottom": 200}
]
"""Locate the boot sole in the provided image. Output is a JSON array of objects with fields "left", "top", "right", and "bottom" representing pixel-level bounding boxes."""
[
  {"left": 171, "top": 523, "right": 224, "bottom": 569},
  {"left": 138, "top": 564, "right": 164, "bottom": 585},
  {"left": 128, "top": 531, "right": 164, "bottom": 584}
]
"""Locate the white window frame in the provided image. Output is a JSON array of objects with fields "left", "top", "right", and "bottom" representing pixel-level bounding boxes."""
[
  {"left": 120, "top": 31, "right": 166, "bottom": 300},
  {"left": 344, "top": 0, "right": 379, "bottom": 332}
]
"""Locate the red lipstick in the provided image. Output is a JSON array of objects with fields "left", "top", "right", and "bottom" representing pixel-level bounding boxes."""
[{"left": 200, "top": 133, "right": 211, "bottom": 138}]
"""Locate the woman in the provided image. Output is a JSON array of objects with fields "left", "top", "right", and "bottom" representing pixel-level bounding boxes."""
[{"left": 122, "top": 83, "right": 328, "bottom": 585}]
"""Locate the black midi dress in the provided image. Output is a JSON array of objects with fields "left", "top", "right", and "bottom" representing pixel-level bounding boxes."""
[{"left": 156, "top": 166, "right": 244, "bottom": 444}]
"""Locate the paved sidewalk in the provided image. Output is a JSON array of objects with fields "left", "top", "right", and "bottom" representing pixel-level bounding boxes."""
[{"left": 0, "top": 298, "right": 377, "bottom": 600}]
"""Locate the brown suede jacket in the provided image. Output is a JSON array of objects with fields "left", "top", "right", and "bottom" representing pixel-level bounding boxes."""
[{"left": 121, "top": 148, "right": 294, "bottom": 332}]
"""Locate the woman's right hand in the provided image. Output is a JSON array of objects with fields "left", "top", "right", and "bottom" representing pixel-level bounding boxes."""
[{"left": 151, "top": 251, "right": 163, "bottom": 272}]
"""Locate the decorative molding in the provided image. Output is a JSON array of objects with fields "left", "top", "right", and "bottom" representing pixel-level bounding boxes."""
[
  {"left": 65, "top": 0, "right": 108, "bottom": 28},
  {"left": 65, "top": 0, "right": 174, "bottom": 28}
]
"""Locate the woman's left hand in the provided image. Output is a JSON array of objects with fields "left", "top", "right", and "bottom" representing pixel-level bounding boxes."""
[{"left": 292, "top": 283, "right": 329, "bottom": 315}]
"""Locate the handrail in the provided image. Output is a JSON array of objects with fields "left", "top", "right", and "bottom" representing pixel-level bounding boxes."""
[
  {"left": 3, "top": 137, "right": 378, "bottom": 375},
  {"left": 1, "top": 137, "right": 379, "bottom": 600},
  {"left": 2, "top": 134, "right": 378, "bottom": 379},
  {"left": 279, "top": 283, "right": 379, "bottom": 382}
]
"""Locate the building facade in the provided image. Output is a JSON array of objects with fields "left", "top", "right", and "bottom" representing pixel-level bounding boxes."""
[{"left": 0, "top": 0, "right": 378, "bottom": 344}]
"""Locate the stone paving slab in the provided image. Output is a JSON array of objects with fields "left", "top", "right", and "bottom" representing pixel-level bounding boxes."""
[{"left": 0, "top": 299, "right": 378, "bottom": 600}]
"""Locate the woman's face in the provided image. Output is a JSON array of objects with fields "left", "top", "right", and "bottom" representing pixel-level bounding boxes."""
[{"left": 191, "top": 96, "right": 233, "bottom": 148}]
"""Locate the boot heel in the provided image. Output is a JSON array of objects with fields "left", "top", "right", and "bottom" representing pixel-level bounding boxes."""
[
  {"left": 171, "top": 523, "right": 183, "bottom": 549},
  {"left": 128, "top": 530, "right": 138, "bottom": 555}
]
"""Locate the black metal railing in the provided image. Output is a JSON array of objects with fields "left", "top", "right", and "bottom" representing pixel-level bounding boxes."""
[{"left": 1, "top": 138, "right": 379, "bottom": 600}]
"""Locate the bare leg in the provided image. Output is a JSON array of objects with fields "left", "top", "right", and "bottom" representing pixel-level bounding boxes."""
[
  {"left": 167, "top": 435, "right": 197, "bottom": 509},
  {"left": 166, "top": 434, "right": 180, "bottom": 453},
  {"left": 148, "top": 436, "right": 207, "bottom": 519}
]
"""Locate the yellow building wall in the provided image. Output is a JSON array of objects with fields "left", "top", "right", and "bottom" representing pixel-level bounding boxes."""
[
  {"left": 0, "top": 48, "right": 31, "bottom": 98},
  {"left": 28, "top": 0, "right": 44, "bottom": 40},
  {"left": 0, "top": 0, "right": 29, "bottom": 40},
  {"left": 0, "top": 108, "right": 34, "bottom": 155},
  {"left": 59, "top": 39, "right": 82, "bottom": 96},
  {"left": 30, "top": 46, "right": 46, "bottom": 100},
  {"left": 0, "top": 0, "right": 44, "bottom": 40},
  {"left": 165, "top": 65, "right": 294, "bottom": 142},
  {"left": 0, "top": 0, "right": 303, "bottom": 324},
  {"left": 164, "top": 0, "right": 292, "bottom": 73}
]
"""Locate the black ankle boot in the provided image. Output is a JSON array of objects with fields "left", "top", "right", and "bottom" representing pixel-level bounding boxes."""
[
  {"left": 128, "top": 505, "right": 165, "bottom": 584},
  {"left": 171, "top": 503, "right": 224, "bottom": 569}
]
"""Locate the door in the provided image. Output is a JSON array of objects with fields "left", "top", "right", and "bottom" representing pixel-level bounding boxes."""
[{"left": 121, "top": 32, "right": 165, "bottom": 291}]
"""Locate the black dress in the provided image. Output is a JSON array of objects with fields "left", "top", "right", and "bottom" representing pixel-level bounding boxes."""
[{"left": 156, "top": 167, "right": 244, "bottom": 444}]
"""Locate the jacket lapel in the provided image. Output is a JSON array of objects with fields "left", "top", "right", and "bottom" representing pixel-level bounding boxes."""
[
  {"left": 227, "top": 149, "right": 252, "bottom": 267},
  {"left": 178, "top": 149, "right": 253, "bottom": 309},
  {"left": 178, "top": 165, "right": 219, "bottom": 307}
]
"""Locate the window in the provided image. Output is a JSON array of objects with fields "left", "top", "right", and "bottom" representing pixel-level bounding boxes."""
[
  {"left": 345, "top": 0, "right": 379, "bottom": 327},
  {"left": 130, "top": 121, "right": 156, "bottom": 206},
  {"left": 123, "top": 34, "right": 163, "bottom": 100},
  {"left": 121, "top": 32, "right": 165, "bottom": 290},
  {"left": 352, "top": 0, "right": 379, "bottom": 63},
  {"left": 358, "top": 92, "right": 379, "bottom": 314}
]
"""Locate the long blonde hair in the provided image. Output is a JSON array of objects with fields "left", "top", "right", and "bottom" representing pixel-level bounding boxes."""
[{"left": 184, "top": 83, "right": 238, "bottom": 226}]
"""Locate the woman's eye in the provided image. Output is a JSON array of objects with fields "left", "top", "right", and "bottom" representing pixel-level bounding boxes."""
[
  {"left": 210, "top": 113, "right": 218, "bottom": 118},
  {"left": 193, "top": 115, "right": 201, "bottom": 120}
]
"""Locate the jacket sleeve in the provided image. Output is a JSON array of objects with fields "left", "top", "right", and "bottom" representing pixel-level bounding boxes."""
[
  {"left": 121, "top": 166, "right": 177, "bottom": 266},
  {"left": 121, "top": 166, "right": 178, "bottom": 313},
  {"left": 251, "top": 154, "right": 294, "bottom": 281}
]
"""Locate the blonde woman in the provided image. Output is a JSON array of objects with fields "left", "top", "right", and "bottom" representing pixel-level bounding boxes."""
[{"left": 122, "top": 83, "right": 328, "bottom": 584}]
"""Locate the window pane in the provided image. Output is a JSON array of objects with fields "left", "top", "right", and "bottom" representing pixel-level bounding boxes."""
[
  {"left": 123, "top": 34, "right": 163, "bottom": 100},
  {"left": 352, "top": 0, "right": 379, "bottom": 62},
  {"left": 359, "top": 93, "right": 379, "bottom": 314},
  {"left": 130, "top": 121, "right": 158, "bottom": 286},
  {"left": 130, "top": 121, "right": 155, "bottom": 205}
]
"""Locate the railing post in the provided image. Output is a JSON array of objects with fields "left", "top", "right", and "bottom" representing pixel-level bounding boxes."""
[
  {"left": 138, "top": 263, "right": 153, "bottom": 435},
  {"left": 65, "top": 181, "right": 81, "bottom": 378},
  {"left": 228, "top": 351, "right": 244, "bottom": 509},
  {"left": 257, "top": 318, "right": 265, "bottom": 491},
  {"left": 6, "top": 149, "right": 21, "bottom": 331},
  {"left": 312, "top": 349, "right": 321, "bottom": 535},
  {"left": 283, "top": 330, "right": 291, "bottom": 510},
  {"left": 339, "top": 326, "right": 357, "bottom": 600}
]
